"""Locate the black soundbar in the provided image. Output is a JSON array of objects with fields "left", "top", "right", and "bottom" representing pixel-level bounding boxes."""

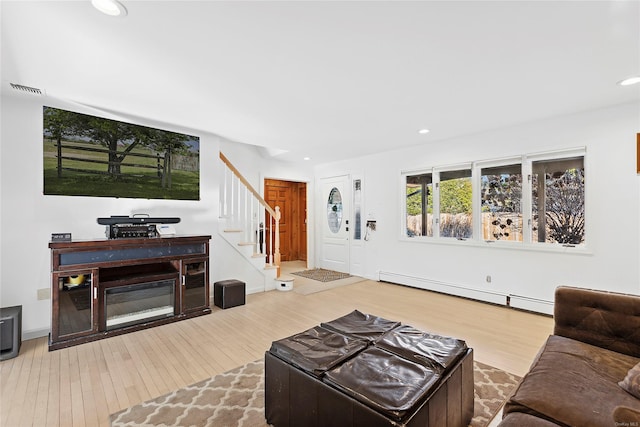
[{"left": 97, "top": 215, "right": 181, "bottom": 225}]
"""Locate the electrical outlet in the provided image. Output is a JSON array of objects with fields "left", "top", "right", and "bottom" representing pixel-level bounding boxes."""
[
  {"left": 485, "top": 275, "right": 492, "bottom": 284},
  {"left": 37, "top": 288, "right": 51, "bottom": 300}
]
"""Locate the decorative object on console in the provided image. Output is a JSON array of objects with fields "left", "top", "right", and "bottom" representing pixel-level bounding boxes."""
[
  {"left": 51, "top": 232, "right": 72, "bottom": 242},
  {"left": 97, "top": 215, "right": 180, "bottom": 239},
  {"left": 65, "top": 274, "right": 86, "bottom": 288},
  {"left": 156, "top": 224, "right": 177, "bottom": 236}
]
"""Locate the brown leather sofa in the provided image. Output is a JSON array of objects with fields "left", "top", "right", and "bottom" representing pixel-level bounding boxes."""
[{"left": 499, "top": 286, "right": 640, "bottom": 426}]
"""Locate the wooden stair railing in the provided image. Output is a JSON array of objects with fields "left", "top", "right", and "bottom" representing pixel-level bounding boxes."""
[{"left": 219, "top": 152, "right": 281, "bottom": 277}]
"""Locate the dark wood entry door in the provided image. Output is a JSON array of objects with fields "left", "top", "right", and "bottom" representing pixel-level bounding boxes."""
[{"left": 264, "top": 179, "right": 307, "bottom": 262}]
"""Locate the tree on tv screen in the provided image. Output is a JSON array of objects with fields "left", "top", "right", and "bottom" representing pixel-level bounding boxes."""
[{"left": 43, "top": 106, "right": 200, "bottom": 200}]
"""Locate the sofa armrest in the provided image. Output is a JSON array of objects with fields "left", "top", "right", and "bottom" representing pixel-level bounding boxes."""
[{"left": 553, "top": 286, "right": 640, "bottom": 357}]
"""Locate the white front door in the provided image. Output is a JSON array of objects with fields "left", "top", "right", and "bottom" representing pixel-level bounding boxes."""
[{"left": 321, "top": 175, "right": 350, "bottom": 273}]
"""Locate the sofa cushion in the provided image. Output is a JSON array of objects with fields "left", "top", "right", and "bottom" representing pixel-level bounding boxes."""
[
  {"left": 503, "top": 335, "right": 640, "bottom": 427},
  {"left": 553, "top": 286, "right": 640, "bottom": 358},
  {"left": 619, "top": 362, "right": 640, "bottom": 399}
]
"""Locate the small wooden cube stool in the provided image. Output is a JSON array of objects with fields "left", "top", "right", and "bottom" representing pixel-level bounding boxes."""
[{"left": 214, "top": 279, "right": 246, "bottom": 309}]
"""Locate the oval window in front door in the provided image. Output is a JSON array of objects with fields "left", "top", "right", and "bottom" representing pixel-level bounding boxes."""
[{"left": 327, "top": 187, "right": 343, "bottom": 233}]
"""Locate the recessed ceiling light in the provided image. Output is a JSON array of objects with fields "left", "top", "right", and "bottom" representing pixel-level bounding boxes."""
[
  {"left": 92, "top": 0, "right": 127, "bottom": 17},
  {"left": 618, "top": 76, "right": 640, "bottom": 86},
  {"left": 418, "top": 129, "right": 430, "bottom": 134},
  {"left": 303, "top": 157, "right": 311, "bottom": 161}
]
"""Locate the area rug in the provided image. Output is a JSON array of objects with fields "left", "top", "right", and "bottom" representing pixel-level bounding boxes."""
[
  {"left": 291, "top": 268, "right": 351, "bottom": 282},
  {"left": 110, "top": 359, "right": 520, "bottom": 427}
]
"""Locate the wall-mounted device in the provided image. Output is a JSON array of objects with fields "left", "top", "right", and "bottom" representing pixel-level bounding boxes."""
[
  {"left": 365, "top": 219, "right": 377, "bottom": 241},
  {"left": 97, "top": 215, "right": 180, "bottom": 239}
]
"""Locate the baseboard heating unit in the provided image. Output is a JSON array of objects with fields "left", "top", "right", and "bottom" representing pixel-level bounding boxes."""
[
  {"left": 508, "top": 295, "right": 554, "bottom": 315},
  {"left": 378, "top": 271, "right": 508, "bottom": 306}
]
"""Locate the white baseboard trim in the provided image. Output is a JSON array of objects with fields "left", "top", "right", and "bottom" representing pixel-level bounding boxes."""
[
  {"left": 508, "top": 295, "right": 554, "bottom": 315},
  {"left": 378, "top": 271, "right": 508, "bottom": 306},
  {"left": 23, "top": 328, "right": 49, "bottom": 341},
  {"left": 246, "top": 285, "right": 265, "bottom": 295}
]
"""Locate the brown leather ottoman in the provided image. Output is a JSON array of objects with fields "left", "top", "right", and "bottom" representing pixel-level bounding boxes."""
[
  {"left": 213, "top": 279, "right": 245, "bottom": 309},
  {"left": 265, "top": 324, "right": 368, "bottom": 427},
  {"left": 265, "top": 311, "right": 474, "bottom": 427}
]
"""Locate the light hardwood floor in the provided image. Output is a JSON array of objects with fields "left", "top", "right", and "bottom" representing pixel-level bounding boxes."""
[{"left": 1, "top": 267, "right": 553, "bottom": 427}]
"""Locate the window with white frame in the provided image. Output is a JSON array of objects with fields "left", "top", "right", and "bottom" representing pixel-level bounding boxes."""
[
  {"left": 406, "top": 173, "right": 433, "bottom": 237},
  {"left": 531, "top": 156, "right": 585, "bottom": 245},
  {"left": 480, "top": 163, "right": 523, "bottom": 242},
  {"left": 438, "top": 168, "right": 472, "bottom": 239},
  {"left": 402, "top": 149, "right": 585, "bottom": 247}
]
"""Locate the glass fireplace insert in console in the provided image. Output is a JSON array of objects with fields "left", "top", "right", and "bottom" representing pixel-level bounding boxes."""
[
  {"left": 99, "top": 262, "right": 179, "bottom": 331},
  {"left": 104, "top": 279, "right": 176, "bottom": 330}
]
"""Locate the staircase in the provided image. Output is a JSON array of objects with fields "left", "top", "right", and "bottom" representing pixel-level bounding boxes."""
[{"left": 218, "top": 152, "right": 281, "bottom": 291}]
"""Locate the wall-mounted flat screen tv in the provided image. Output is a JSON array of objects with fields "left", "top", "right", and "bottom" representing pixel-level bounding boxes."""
[{"left": 43, "top": 106, "right": 200, "bottom": 200}]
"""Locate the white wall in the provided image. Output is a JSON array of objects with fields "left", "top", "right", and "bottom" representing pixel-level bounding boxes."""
[
  {"left": 0, "top": 92, "right": 313, "bottom": 338},
  {"left": 2, "top": 89, "right": 637, "bottom": 335},
  {"left": 315, "top": 102, "right": 640, "bottom": 311}
]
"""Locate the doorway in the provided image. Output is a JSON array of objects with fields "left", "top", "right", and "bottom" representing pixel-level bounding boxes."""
[
  {"left": 320, "top": 175, "right": 350, "bottom": 273},
  {"left": 264, "top": 179, "right": 307, "bottom": 262}
]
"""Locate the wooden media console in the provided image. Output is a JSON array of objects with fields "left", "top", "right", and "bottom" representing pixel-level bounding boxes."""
[{"left": 48, "top": 235, "right": 211, "bottom": 350}]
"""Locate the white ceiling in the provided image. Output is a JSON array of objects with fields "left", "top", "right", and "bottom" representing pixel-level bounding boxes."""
[{"left": 2, "top": 1, "right": 639, "bottom": 165}]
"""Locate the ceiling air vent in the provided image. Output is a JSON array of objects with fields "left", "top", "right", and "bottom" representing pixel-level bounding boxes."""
[{"left": 9, "top": 82, "right": 44, "bottom": 96}]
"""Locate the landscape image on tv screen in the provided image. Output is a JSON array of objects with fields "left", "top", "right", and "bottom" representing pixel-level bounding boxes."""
[{"left": 43, "top": 106, "right": 200, "bottom": 200}]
